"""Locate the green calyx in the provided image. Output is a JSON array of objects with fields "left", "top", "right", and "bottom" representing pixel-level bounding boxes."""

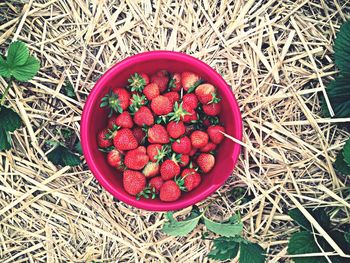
[
  {"left": 209, "top": 92, "right": 221, "bottom": 104},
  {"left": 187, "top": 79, "right": 203, "bottom": 93},
  {"left": 168, "top": 77, "right": 176, "bottom": 89},
  {"left": 168, "top": 102, "right": 190, "bottom": 122},
  {"left": 129, "top": 94, "right": 147, "bottom": 113},
  {"left": 105, "top": 124, "right": 120, "bottom": 139},
  {"left": 100, "top": 90, "right": 123, "bottom": 117},
  {"left": 136, "top": 185, "right": 157, "bottom": 200},
  {"left": 174, "top": 176, "right": 187, "bottom": 191},
  {"left": 128, "top": 73, "right": 146, "bottom": 92},
  {"left": 155, "top": 145, "right": 171, "bottom": 163}
]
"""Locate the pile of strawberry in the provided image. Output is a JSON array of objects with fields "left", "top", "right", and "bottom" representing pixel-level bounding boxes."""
[{"left": 97, "top": 70, "right": 225, "bottom": 202}]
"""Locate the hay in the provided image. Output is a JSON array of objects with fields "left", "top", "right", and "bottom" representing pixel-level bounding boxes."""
[{"left": 0, "top": 0, "right": 350, "bottom": 262}]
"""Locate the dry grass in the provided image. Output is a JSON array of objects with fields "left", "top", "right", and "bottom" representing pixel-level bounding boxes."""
[{"left": 0, "top": 0, "right": 350, "bottom": 262}]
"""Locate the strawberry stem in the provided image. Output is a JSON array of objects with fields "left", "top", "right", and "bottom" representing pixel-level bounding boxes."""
[
  {"left": 168, "top": 102, "right": 190, "bottom": 122},
  {"left": 128, "top": 73, "right": 146, "bottom": 92},
  {"left": 100, "top": 90, "right": 123, "bottom": 117}
]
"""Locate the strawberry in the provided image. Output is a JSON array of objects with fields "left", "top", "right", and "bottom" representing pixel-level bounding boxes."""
[
  {"left": 164, "top": 91, "right": 180, "bottom": 106},
  {"left": 143, "top": 83, "right": 160, "bottom": 100},
  {"left": 97, "top": 128, "right": 113, "bottom": 148},
  {"left": 203, "top": 118, "right": 211, "bottom": 127},
  {"left": 128, "top": 73, "right": 149, "bottom": 92},
  {"left": 115, "top": 111, "right": 133, "bottom": 128},
  {"left": 181, "top": 72, "right": 200, "bottom": 91},
  {"left": 181, "top": 168, "right": 201, "bottom": 191},
  {"left": 168, "top": 102, "right": 190, "bottom": 122},
  {"left": 200, "top": 141, "right": 217, "bottom": 152},
  {"left": 182, "top": 108, "right": 198, "bottom": 123},
  {"left": 123, "top": 170, "right": 146, "bottom": 196},
  {"left": 111, "top": 87, "right": 131, "bottom": 110},
  {"left": 140, "top": 73, "right": 150, "bottom": 85},
  {"left": 149, "top": 176, "right": 164, "bottom": 193},
  {"left": 160, "top": 159, "right": 180, "bottom": 180},
  {"left": 148, "top": 124, "right": 170, "bottom": 144},
  {"left": 124, "top": 147, "right": 149, "bottom": 170},
  {"left": 207, "top": 125, "right": 225, "bottom": 144},
  {"left": 133, "top": 106, "right": 154, "bottom": 126},
  {"left": 168, "top": 73, "right": 181, "bottom": 91},
  {"left": 180, "top": 154, "right": 190, "bottom": 167},
  {"left": 143, "top": 162, "right": 160, "bottom": 177},
  {"left": 195, "top": 84, "right": 216, "bottom": 104},
  {"left": 147, "top": 144, "right": 163, "bottom": 162},
  {"left": 113, "top": 128, "right": 138, "bottom": 150},
  {"left": 155, "top": 69, "right": 169, "bottom": 77},
  {"left": 182, "top": 93, "right": 198, "bottom": 109},
  {"left": 137, "top": 145, "right": 147, "bottom": 154},
  {"left": 107, "top": 149, "right": 123, "bottom": 169},
  {"left": 203, "top": 103, "right": 221, "bottom": 116},
  {"left": 197, "top": 153, "right": 215, "bottom": 173},
  {"left": 189, "top": 147, "right": 197, "bottom": 156},
  {"left": 172, "top": 136, "right": 191, "bottom": 154},
  {"left": 151, "top": 73, "right": 169, "bottom": 93},
  {"left": 132, "top": 127, "right": 145, "bottom": 144},
  {"left": 190, "top": 130, "right": 209, "bottom": 148},
  {"left": 151, "top": 95, "right": 173, "bottom": 115},
  {"left": 159, "top": 180, "right": 181, "bottom": 202},
  {"left": 107, "top": 115, "right": 118, "bottom": 130},
  {"left": 129, "top": 93, "right": 147, "bottom": 112},
  {"left": 166, "top": 121, "right": 185, "bottom": 139}
]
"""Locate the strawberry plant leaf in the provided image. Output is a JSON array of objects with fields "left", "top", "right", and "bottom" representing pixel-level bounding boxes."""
[
  {"left": 334, "top": 149, "right": 350, "bottom": 175},
  {"left": 75, "top": 141, "right": 83, "bottom": 155},
  {"left": 288, "top": 209, "right": 312, "bottom": 231},
  {"left": 239, "top": 242, "right": 266, "bottom": 263},
  {"left": 63, "top": 82, "right": 76, "bottom": 98},
  {"left": 162, "top": 207, "right": 202, "bottom": 236},
  {"left": 288, "top": 208, "right": 330, "bottom": 231},
  {"left": 334, "top": 20, "right": 350, "bottom": 73},
  {"left": 11, "top": 55, "right": 40, "bottom": 82},
  {"left": 345, "top": 232, "right": 350, "bottom": 244},
  {"left": 7, "top": 41, "right": 29, "bottom": 67},
  {"left": 342, "top": 138, "right": 350, "bottom": 164},
  {"left": 0, "top": 128, "right": 11, "bottom": 151},
  {"left": 204, "top": 215, "right": 243, "bottom": 237},
  {"left": 0, "top": 105, "right": 22, "bottom": 132},
  {"left": 207, "top": 237, "right": 239, "bottom": 261},
  {"left": 47, "top": 142, "right": 81, "bottom": 167},
  {"left": 0, "top": 56, "right": 11, "bottom": 78}
]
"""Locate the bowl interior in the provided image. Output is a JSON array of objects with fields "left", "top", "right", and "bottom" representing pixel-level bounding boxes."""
[{"left": 81, "top": 52, "right": 242, "bottom": 211}]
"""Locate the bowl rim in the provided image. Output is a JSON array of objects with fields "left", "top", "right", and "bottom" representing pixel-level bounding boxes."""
[{"left": 81, "top": 50, "right": 242, "bottom": 211}]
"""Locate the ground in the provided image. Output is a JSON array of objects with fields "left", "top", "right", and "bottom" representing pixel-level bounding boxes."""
[{"left": 0, "top": 0, "right": 349, "bottom": 262}]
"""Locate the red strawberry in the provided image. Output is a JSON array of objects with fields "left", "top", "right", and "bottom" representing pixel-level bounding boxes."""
[
  {"left": 97, "top": 128, "right": 113, "bottom": 148},
  {"left": 107, "top": 115, "right": 118, "bottom": 130},
  {"left": 203, "top": 103, "right": 221, "bottom": 116},
  {"left": 207, "top": 125, "right": 225, "bottom": 144},
  {"left": 155, "top": 69, "right": 169, "bottom": 77},
  {"left": 172, "top": 136, "right": 191, "bottom": 154},
  {"left": 140, "top": 73, "right": 150, "bottom": 85},
  {"left": 159, "top": 180, "right": 181, "bottom": 202},
  {"left": 182, "top": 93, "right": 198, "bottom": 110},
  {"left": 137, "top": 145, "right": 147, "bottom": 154},
  {"left": 160, "top": 159, "right": 180, "bottom": 180},
  {"left": 107, "top": 149, "right": 123, "bottom": 168},
  {"left": 203, "top": 119, "right": 211, "bottom": 127},
  {"left": 132, "top": 127, "right": 145, "bottom": 144},
  {"left": 123, "top": 170, "right": 146, "bottom": 196},
  {"left": 143, "top": 162, "right": 160, "bottom": 177},
  {"left": 180, "top": 154, "right": 190, "bottom": 167},
  {"left": 151, "top": 73, "right": 168, "bottom": 93},
  {"left": 148, "top": 124, "right": 170, "bottom": 144},
  {"left": 166, "top": 121, "right": 185, "bottom": 139},
  {"left": 151, "top": 95, "right": 173, "bottom": 115},
  {"left": 128, "top": 73, "right": 149, "bottom": 92},
  {"left": 143, "top": 83, "right": 160, "bottom": 100},
  {"left": 197, "top": 153, "right": 215, "bottom": 173},
  {"left": 182, "top": 108, "right": 198, "bottom": 123},
  {"left": 195, "top": 84, "right": 216, "bottom": 104},
  {"left": 189, "top": 147, "right": 197, "bottom": 156},
  {"left": 111, "top": 87, "right": 131, "bottom": 110},
  {"left": 181, "top": 168, "right": 201, "bottom": 191},
  {"left": 149, "top": 176, "right": 164, "bottom": 193},
  {"left": 124, "top": 147, "right": 149, "bottom": 170},
  {"left": 169, "top": 73, "right": 181, "bottom": 91},
  {"left": 190, "top": 131, "right": 209, "bottom": 148},
  {"left": 113, "top": 128, "right": 138, "bottom": 150},
  {"left": 115, "top": 111, "right": 133, "bottom": 128},
  {"left": 164, "top": 91, "right": 180, "bottom": 106},
  {"left": 134, "top": 106, "right": 154, "bottom": 126},
  {"left": 181, "top": 72, "right": 200, "bottom": 91},
  {"left": 147, "top": 144, "right": 163, "bottom": 162},
  {"left": 200, "top": 142, "right": 217, "bottom": 152}
]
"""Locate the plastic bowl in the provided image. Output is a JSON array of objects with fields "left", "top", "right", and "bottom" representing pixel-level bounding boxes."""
[{"left": 81, "top": 51, "right": 242, "bottom": 211}]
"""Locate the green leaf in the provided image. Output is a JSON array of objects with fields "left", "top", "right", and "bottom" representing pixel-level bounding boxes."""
[
  {"left": 288, "top": 208, "right": 330, "bottom": 231},
  {"left": 162, "top": 208, "right": 202, "bottom": 236},
  {"left": 0, "top": 56, "right": 11, "bottom": 78},
  {"left": 334, "top": 20, "right": 350, "bottom": 73},
  {"left": 0, "top": 128, "right": 11, "bottom": 151},
  {"left": 342, "top": 138, "right": 350, "bottom": 164},
  {"left": 7, "top": 41, "right": 29, "bottom": 67},
  {"left": 204, "top": 215, "right": 243, "bottom": 237},
  {"left": 47, "top": 143, "right": 81, "bottom": 167},
  {"left": 239, "top": 242, "right": 266, "bottom": 263},
  {"left": 287, "top": 231, "right": 327, "bottom": 263},
  {"left": 75, "top": 141, "right": 83, "bottom": 155},
  {"left": 289, "top": 208, "right": 312, "bottom": 231},
  {"left": 11, "top": 55, "right": 40, "bottom": 82},
  {"left": 0, "top": 105, "right": 22, "bottom": 132},
  {"left": 207, "top": 237, "right": 239, "bottom": 261},
  {"left": 345, "top": 232, "right": 350, "bottom": 244},
  {"left": 334, "top": 148, "right": 350, "bottom": 175},
  {"left": 63, "top": 82, "right": 76, "bottom": 98},
  {"left": 60, "top": 128, "right": 73, "bottom": 139}
]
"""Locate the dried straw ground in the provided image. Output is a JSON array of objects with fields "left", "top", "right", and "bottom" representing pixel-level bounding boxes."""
[{"left": 1, "top": 0, "right": 350, "bottom": 262}]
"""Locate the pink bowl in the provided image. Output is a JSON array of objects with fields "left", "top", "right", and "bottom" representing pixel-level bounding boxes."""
[{"left": 81, "top": 51, "right": 242, "bottom": 211}]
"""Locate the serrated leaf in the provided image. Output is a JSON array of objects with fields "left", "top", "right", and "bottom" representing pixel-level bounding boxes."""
[
  {"left": 0, "top": 128, "right": 11, "bottom": 151},
  {"left": 7, "top": 41, "right": 29, "bottom": 67},
  {"left": 239, "top": 242, "right": 266, "bottom": 263},
  {"left": 288, "top": 208, "right": 330, "bottom": 231},
  {"left": 334, "top": 20, "right": 350, "bottom": 73},
  {"left": 162, "top": 208, "right": 202, "bottom": 236},
  {"left": 0, "top": 105, "right": 22, "bottom": 132},
  {"left": 334, "top": 148, "right": 350, "bottom": 175},
  {"left": 287, "top": 231, "right": 327, "bottom": 263},
  {"left": 207, "top": 237, "right": 239, "bottom": 261},
  {"left": 11, "top": 55, "right": 40, "bottom": 82},
  {"left": 204, "top": 216, "right": 243, "bottom": 237},
  {"left": 289, "top": 209, "right": 312, "bottom": 231},
  {"left": 0, "top": 56, "right": 11, "bottom": 78},
  {"left": 47, "top": 144, "right": 81, "bottom": 167}
]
